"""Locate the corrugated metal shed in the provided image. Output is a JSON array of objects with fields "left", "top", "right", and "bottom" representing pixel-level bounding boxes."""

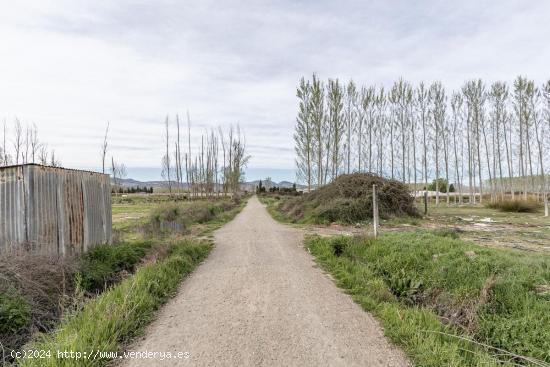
[{"left": 0, "top": 164, "right": 111, "bottom": 255}]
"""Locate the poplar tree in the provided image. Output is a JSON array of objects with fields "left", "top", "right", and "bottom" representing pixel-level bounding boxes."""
[{"left": 294, "top": 77, "right": 314, "bottom": 191}]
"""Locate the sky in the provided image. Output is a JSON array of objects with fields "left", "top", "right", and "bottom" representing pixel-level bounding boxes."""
[{"left": 1, "top": 0, "right": 549, "bottom": 182}]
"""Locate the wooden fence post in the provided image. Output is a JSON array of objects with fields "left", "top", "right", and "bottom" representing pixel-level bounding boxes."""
[{"left": 373, "top": 184, "right": 379, "bottom": 238}]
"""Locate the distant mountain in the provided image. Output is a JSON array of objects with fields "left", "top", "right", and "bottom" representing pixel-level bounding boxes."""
[
  {"left": 113, "top": 177, "right": 306, "bottom": 190},
  {"left": 113, "top": 177, "right": 172, "bottom": 188}
]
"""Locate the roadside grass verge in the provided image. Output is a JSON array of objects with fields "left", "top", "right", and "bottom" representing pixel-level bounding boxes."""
[
  {"left": 306, "top": 232, "right": 550, "bottom": 366},
  {"left": 257, "top": 195, "right": 295, "bottom": 224},
  {"left": 79, "top": 241, "right": 153, "bottom": 293},
  {"left": 18, "top": 239, "right": 211, "bottom": 367}
]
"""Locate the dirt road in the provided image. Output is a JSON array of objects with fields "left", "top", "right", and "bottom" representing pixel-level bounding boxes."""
[{"left": 121, "top": 196, "right": 409, "bottom": 366}]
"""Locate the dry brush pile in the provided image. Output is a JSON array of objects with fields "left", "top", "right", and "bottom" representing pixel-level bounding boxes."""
[
  {"left": 0, "top": 254, "right": 77, "bottom": 358},
  {"left": 279, "top": 173, "right": 418, "bottom": 224}
]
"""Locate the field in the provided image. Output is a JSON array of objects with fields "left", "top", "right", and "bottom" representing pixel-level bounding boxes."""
[
  {"left": 414, "top": 202, "right": 550, "bottom": 252},
  {"left": 260, "top": 194, "right": 550, "bottom": 252}
]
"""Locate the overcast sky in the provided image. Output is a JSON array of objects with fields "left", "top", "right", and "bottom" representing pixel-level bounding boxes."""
[{"left": 1, "top": 0, "right": 549, "bottom": 181}]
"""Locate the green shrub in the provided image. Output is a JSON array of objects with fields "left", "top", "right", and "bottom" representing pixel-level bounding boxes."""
[
  {"left": 427, "top": 178, "right": 450, "bottom": 193},
  {"left": 0, "top": 291, "right": 31, "bottom": 334},
  {"left": 79, "top": 241, "right": 152, "bottom": 292},
  {"left": 486, "top": 199, "right": 541, "bottom": 213}
]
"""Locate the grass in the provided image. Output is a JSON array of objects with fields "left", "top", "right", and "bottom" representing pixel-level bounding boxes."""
[
  {"left": 145, "top": 197, "right": 247, "bottom": 238},
  {"left": 149, "top": 200, "right": 236, "bottom": 230},
  {"left": 258, "top": 195, "right": 296, "bottom": 224},
  {"left": 306, "top": 232, "right": 550, "bottom": 366},
  {"left": 78, "top": 241, "right": 153, "bottom": 292},
  {"left": 18, "top": 239, "right": 211, "bottom": 367}
]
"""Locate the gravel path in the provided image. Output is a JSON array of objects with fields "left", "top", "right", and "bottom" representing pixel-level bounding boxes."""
[{"left": 121, "top": 196, "right": 410, "bottom": 366}]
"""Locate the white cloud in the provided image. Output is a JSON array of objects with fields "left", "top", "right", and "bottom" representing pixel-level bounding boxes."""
[{"left": 1, "top": 0, "right": 549, "bottom": 179}]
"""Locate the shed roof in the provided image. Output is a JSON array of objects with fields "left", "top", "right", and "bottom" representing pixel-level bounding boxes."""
[{"left": 0, "top": 163, "right": 109, "bottom": 177}]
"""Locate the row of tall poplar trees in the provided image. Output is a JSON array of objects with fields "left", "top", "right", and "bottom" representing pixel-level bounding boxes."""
[{"left": 294, "top": 74, "right": 549, "bottom": 215}]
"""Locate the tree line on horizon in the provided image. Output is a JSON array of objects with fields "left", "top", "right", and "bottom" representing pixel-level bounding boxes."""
[{"left": 294, "top": 74, "right": 549, "bottom": 214}]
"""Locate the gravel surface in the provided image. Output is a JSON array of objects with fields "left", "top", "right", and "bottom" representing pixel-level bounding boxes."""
[{"left": 121, "top": 196, "right": 410, "bottom": 367}]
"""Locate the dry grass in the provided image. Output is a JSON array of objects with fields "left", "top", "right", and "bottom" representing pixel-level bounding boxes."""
[
  {"left": 486, "top": 199, "right": 542, "bottom": 213},
  {"left": 0, "top": 252, "right": 77, "bottom": 360}
]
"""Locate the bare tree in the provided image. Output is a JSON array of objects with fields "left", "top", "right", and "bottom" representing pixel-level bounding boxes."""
[
  {"left": 344, "top": 80, "right": 357, "bottom": 174},
  {"left": 489, "top": 82, "right": 509, "bottom": 200},
  {"left": 310, "top": 74, "right": 325, "bottom": 187},
  {"left": 1, "top": 120, "right": 8, "bottom": 165},
  {"left": 111, "top": 157, "right": 127, "bottom": 195},
  {"left": 463, "top": 80, "right": 485, "bottom": 204},
  {"left": 538, "top": 81, "right": 549, "bottom": 216},
  {"left": 416, "top": 83, "right": 430, "bottom": 193},
  {"left": 175, "top": 115, "right": 183, "bottom": 192},
  {"left": 49, "top": 150, "right": 61, "bottom": 167},
  {"left": 358, "top": 86, "right": 373, "bottom": 172},
  {"left": 430, "top": 81, "right": 446, "bottom": 205},
  {"left": 39, "top": 145, "right": 48, "bottom": 165},
  {"left": 13, "top": 119, "right": 23, "bottom": 165},
  {"left": 327, "top": 78, "right": 344, "bottom": 181},
  {"left": 187, "top": 111, "right": 192, "bottom": 198},
  {"left": 161, "top": 116, "right": 172, "bottom": 194},
  {"left": 451, "top": 92, "right": 464, "bottom": 204},
  {"left": 513, "top": 77, "right": 533, "bottom": 200},
  {"left": 374, "top": 88, "right": 387, "bottom": 176},
  {"left": 295, "top": 77, "right": 314, "bottom": 191},
  {"left": 101, "top": 122, "right": 109, "bottom": 174},
  {"left": 29, "top": 124, "right": 40, "bottom": 163}
]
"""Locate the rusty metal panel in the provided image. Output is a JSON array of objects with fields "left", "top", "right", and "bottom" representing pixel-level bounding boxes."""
[
  {"left": 0, "top": 166, "right": 26, "bottom": 252},
  {"left": 60, "top": 171, "right": 85, "bottom": 255},
  {"left": 0, "top": 164, "right": 112, "bottom": 256},
  {"left": 27, "top": 165, "right": 59, "bottom": 254},
  {"left": 102, "top": 175, "right": 112, "bottom": 245}
]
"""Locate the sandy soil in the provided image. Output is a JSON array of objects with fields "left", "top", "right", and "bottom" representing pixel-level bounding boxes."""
[{"left": 120, "top": 196, "right": 409, "bottom": 367}]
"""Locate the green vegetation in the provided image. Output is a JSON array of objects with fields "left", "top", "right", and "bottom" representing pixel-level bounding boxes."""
[
  {"left": 306, "top": 232, "right": 550, "bottom": 366},
  {"left": 274, "top": 173, "right": 418, "bottom": 224},
  {"left": 19, "top": 239, "right": 211, "bottom": 367},
  {"left": 150, "top": 200, "right": 235, "bottom": 227},
  {"left": 258, "top": 195, "right": 295, "bottom": 224},
  {"left": 79, "top": 241, "right": 152, "bottom": 292},
  {"left": 427, "top": 178, "right": 455, "bottom": 193},
  {"left": 147, "top": 197, "right": 245, "bottom": 236},
  {"left": 0, "top": 291, "right": 31, "bottom": 334},
  {"left": 486, "top": 198, "right": 541, "bottom": 213}
]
